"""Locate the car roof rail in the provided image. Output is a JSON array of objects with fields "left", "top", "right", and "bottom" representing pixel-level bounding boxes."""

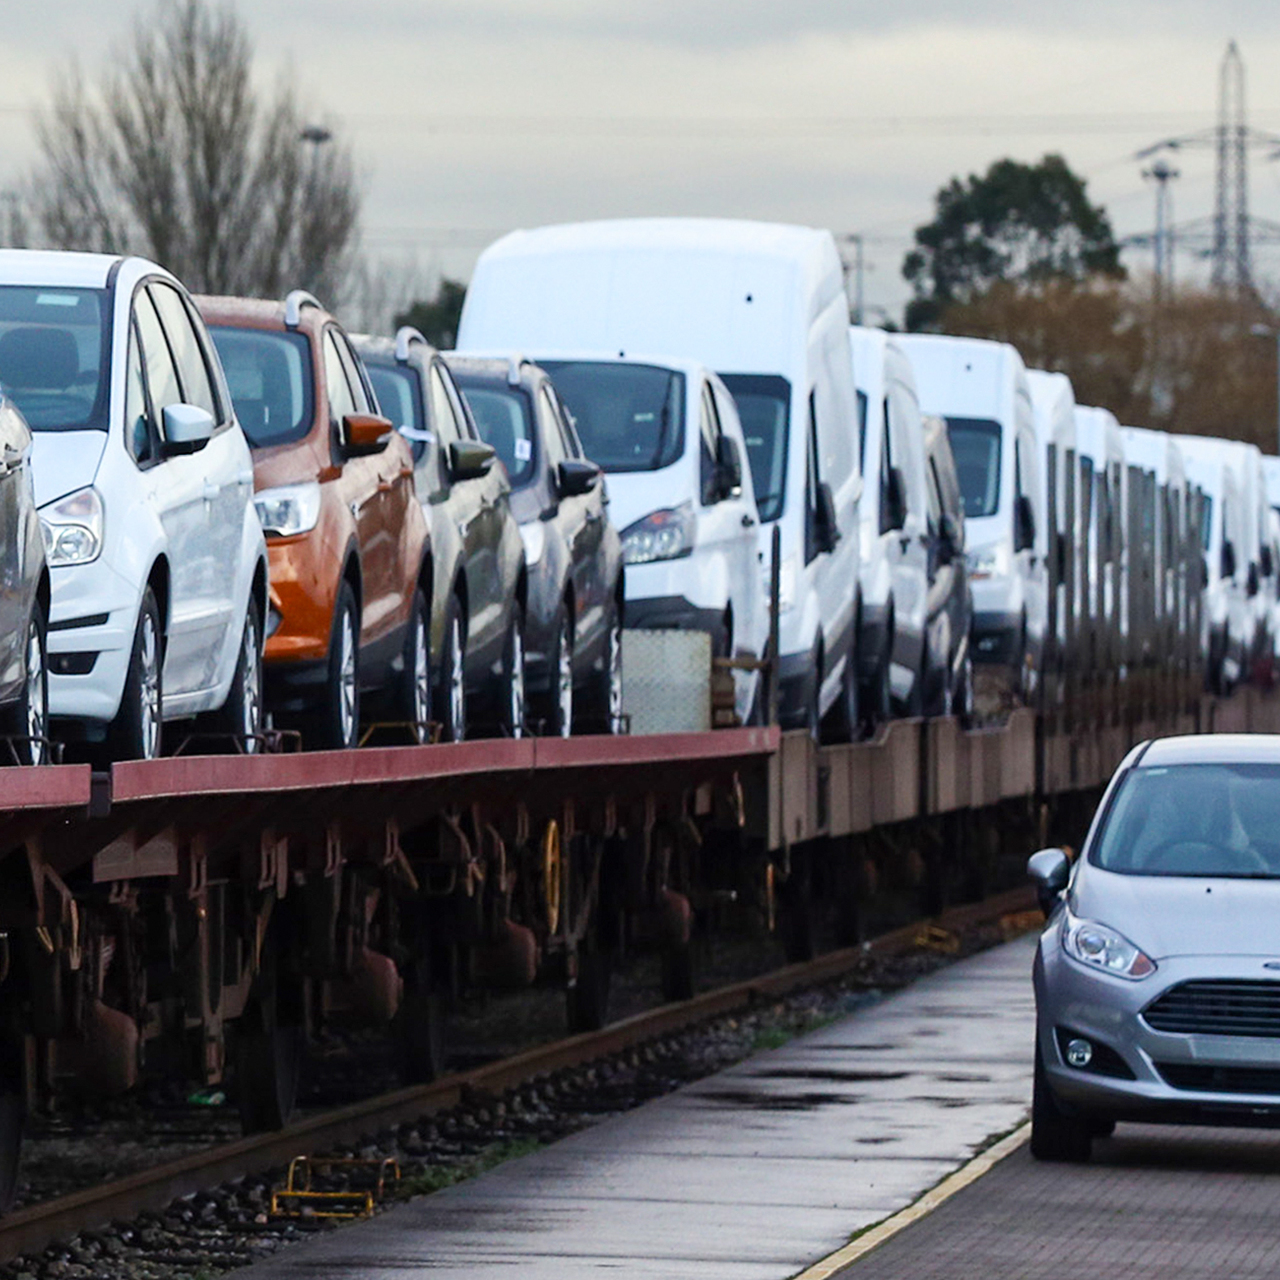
[
  {"left": 283, "top": 290, "right": 323, "bottom": 329},
  {"left": 506, "top": 354, "right": 526, "bottom": 387},
  {"left": 394, "top": 326, "right": 427, "bottom": 363}
]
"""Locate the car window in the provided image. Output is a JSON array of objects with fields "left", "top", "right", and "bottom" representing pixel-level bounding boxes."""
[
  {"left": 459, "top": 381, "right": 535, "bottom": 486},
  {"left": 946, "top": 417, "right": 1002, "bottom": 518},
  {"left": 0, "top": 285, "right": 110, "bottom": 432},
  {"left": 428, "top": 364, "right": 463, "bottom": 448},
  {"left": 539, "top": 387, "right": 568, "bottom": 470},
  {"left": 366, "top": 362, "right": 426, "bottom": 458},
  {"left": 1092, "top": 762, "right": 1280, "bottom": 878},
  {"left": 148, "top": 282, "right": 219, "bottom": 421},
  {"left": 210, "top": 327, "right": 313, "bottom": 448},
  {"left": 699, "top": 383, "right": 721, "bottom": 506},
  {"left": 719, "top": 373, "right": 789, "bottom": 523},
  {"left": 124, "top": 318, "right": 154, "bottom": 465},
  {"left": 134, "top": 287, "right": 184, "bottom": 419},
  {"left": 334, "top": 332, "right": 372, "bottom": 414},
  {"left": 323, "top": 329, "right": 357, "bottom": 425}
]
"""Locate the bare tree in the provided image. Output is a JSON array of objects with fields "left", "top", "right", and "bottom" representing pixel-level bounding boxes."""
[{"left": 28, "top": 0, "right": 360, "bottom": 300}]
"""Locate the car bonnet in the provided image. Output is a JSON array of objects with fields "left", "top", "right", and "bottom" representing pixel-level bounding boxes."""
[{"left": 31, "top": 429, "right": 108, "bottom": 508}]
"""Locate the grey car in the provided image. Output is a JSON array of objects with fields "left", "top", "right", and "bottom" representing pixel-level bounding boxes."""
[{"left": 1029, "top": 733, "right": 1280, "bottom": 1161}]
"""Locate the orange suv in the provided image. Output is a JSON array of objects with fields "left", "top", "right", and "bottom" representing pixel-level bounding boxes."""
[{"left": 198, "top": 291, "right": 431, "bottom": 749}]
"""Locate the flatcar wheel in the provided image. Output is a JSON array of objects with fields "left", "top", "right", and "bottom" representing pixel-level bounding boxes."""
[
  {"left": 236, "top": 1023, "right": 302, "bottom": 1133},
  {"left": 567, "top": 949, "right": 611, "bottom": 1032},
  {"left": 660, "top": 940, "right": 695, "bottom": 1003}
]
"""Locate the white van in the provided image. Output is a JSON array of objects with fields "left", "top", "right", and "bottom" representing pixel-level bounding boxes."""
[
  {"left": 848, "top": 326, "right": 931, "bottom": 718},
  {"left": 897, "top": 334, "right": 1046, "bottom": 696},
  {"left": 1026, "top": 371, "right": 1080, "bottom": 679},
  {"left": 520, "top": 352, "right": 768, "bottom": 724},
  {"left": 1073, "top": 407, "right": 1126, "bottom": 679},
  {"left": 1176, "top": 435, "right": 1248, "bottom": 692},
  {"left": 459, "top": 219, "right": 863, "bottom": 736},
  {"left": 1223, "top": 439, "right": 1271, "bottom": 680}
]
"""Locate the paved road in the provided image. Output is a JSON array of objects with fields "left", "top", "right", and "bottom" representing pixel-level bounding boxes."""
[
  {"left": 233, "top": 937, "right": 1036, "bottom": 1279},
  {"left": 836, "top": 1124, "right": 1280, "bottom": 1279}
]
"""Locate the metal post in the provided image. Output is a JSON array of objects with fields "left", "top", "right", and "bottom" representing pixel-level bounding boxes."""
[{"left": 768, "top": 524, "right": 781, "bottom": 727}]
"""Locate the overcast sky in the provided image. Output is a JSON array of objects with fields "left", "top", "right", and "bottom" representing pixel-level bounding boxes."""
[{"left": 5, "top": 1, "right": 1280, "bottom": 322}]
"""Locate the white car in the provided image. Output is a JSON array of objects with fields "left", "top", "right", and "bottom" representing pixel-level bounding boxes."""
[
  {"left": 0, "top": 251, "right": 269, "bottom": 759},
  {"left": 530, "top": 352, "right": 768, "bottom": 724}
]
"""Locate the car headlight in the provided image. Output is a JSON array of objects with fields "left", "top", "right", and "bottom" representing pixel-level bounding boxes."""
[
  {"left": 40, "top": 486, "right": 104, "bottom": 567},
  {"left": 621, "top": 503, "right": 696, "bottom": 565},
  {"left": 1062, "top": 911, "right": 1155, "bottom": 980},
  {"left": 967, "top": 544, "right": 1008, "bottom": 579},
  {"left": 254, "top": 481, "right": 321, "bottom": 538},
  {"left": 520, "top": 521, "right": 546, "bottom": 568}
]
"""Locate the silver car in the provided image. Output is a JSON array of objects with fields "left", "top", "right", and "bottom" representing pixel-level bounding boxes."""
[{"left": 1029, "top": 734, "right": 1280, "bottom": 1161}]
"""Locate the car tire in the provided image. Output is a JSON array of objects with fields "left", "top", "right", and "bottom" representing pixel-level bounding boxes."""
[
  {"left": 3, "top": 600, "right": 48, "bottom": 765},
  {"left": 543, "top": 608, "right": 574, "bottom": 738},
  {"left": 500, "top": 606, "right": 526, "bottom": 739},
  {"left": 439, "top": 593, "right": 467, "bottom": 743},
  {"left": 110, "top": 587, "right": 163, "bottom": 762},
  {"left": 315, "top": 581, "right": 360, "bottom": 751},
  {"left": 1029, "top": 1038, "right": 1092, "bottom": 1162},
  {"left": 397, "top": 589, "right": 431, "bottom": 745},
  {"left": 213, "top": 595, "right": 264, "bottom": 752},
  {"left": 580, "top": 597, "right": 624, "bottom": 735},
  {"left": 953, "top": 652, "right": 975, "bottom": 724}
]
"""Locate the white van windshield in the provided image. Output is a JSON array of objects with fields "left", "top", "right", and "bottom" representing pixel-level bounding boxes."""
[
  {"left": 540, "top": 361, "right": 683, "bottom": 472},
  {"left": 720, "top": 374, "right": 790, "bottom": 523},
  {"left": 0, "top": 285, "right": 110, "bottom": 431},
  {"left": 946, "top": 417, "right": 1002, "bottom": 518}
]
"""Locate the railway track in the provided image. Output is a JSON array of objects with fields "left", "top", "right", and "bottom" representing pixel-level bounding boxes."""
[{"left": 0, "top": 885, "right": 1036, "bottom": 1267}]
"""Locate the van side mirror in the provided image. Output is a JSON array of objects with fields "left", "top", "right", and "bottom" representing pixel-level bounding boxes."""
[
  {"left": 1248, "top": 562, "right": 1260, "bottom": 598},
  {"left": 557, "top": 458, "right": 600, "bottom": 497},
  {"left": 161, "top": 403, "right": 215, "bottom": 456},
  {"left": 1055, "top": 531, "right": 1068, "bottom": 584},
  {"left": 343, "top": 412, "right": 393, "bottom": 457},
  {"left": 450, "top": 438, "right": 495, "bottom": 480},
  {"left": 814, "top": 481, "right": 840, "bottom": 555},
  {"left": 1201, "top": 557, "right": 1209, "bottom": 590},
  {"left": 1014, "top": 493, "right": 1036, "bottom": 552},
  {"left": 882, "top": 466, "right": 907, "bottom": 534},
  {"left": 1027, "top": 847, "right": 1070, "bottom": 916},
  {"left": 1221, "top": 540, "right": 1236, "bottom": 581},
  {"left": 1263, "top": 544, "right": 1275, "bottom": 578},
  {"left": 715, "top": 435, "right": 743, "bottom": 498}
]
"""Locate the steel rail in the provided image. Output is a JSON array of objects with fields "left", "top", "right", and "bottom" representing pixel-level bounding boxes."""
[{"left": 0, "top": 883, "right": 1034, "bottom": 1262}]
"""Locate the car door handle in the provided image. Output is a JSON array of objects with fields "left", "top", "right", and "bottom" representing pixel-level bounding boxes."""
[
  {"left": 377, "top": 479, "right": 395, "bottom": 493},
  {"left": 741, "top": 513, "right": 756, "bottom": 528},
  {"left": 203, "top": 480, "right": 220, "bottom": 502}
]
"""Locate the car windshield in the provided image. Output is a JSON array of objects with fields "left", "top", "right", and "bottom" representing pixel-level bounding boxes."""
[
  {"left": 209, "top": 326, "right": 313, "bottom": 448},
  {"left": 719, "top": 373, "right": 790, "bottom": 523},
  {"left": 540, "top": 361, "right": 683, "bottom": 473},
  {"left": 457, "top": 383, "right": 535, "bottom": 487},
  {"left": 0, "top": 285, "right": 110, "bottom": 431},
  {"left": 946, "top": 417, "right": 1002, "bottom": 518},
  {"left": 1091, "top": 762, "right": 1280, "bottom": 878}
]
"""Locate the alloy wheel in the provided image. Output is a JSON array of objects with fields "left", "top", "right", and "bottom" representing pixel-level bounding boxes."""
[
  {"left": 508, "top": 625, "right": 526, "bottom": 739},
  {"left": 605, "top": 617, "right": 623, "bottom": 734},
  {"left": 338, "top": 607, "right": 357, "bottom": 747},
  {"left": 139, "top": 610, "right": 161, "bottom": 760},
  {"left": 411, "top": 610, "right": 430, "bottom": 740},
  {"left": 448, "top": 613, "right": 466, "bottom": 740},
  {"left": 240, "top": 611, "right": 263, "bottom": 752},
  {"left": 25, "top": 618, "right": 46, "bottom": 764},
  {"left": 556, "top": 618, "right": 573, "bottom": 738}
]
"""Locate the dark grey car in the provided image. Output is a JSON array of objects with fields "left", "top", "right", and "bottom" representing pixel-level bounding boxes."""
[
  {"left": 922, "top": 414, "right": 973, "bottom": 719},
  {"left": 1029, "top": 733, "right": 1280, "bottom": 1162},
  {"left": 447, "top": 356, "right": 624, "bottom": 736},
  {"left": 353, "top": 330, "right": 527, "bottom": 742}
]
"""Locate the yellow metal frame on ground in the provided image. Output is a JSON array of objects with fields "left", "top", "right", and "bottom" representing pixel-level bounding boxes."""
[{"left": 792, "top": 1123, "right": 1030, "bottom": 1279}]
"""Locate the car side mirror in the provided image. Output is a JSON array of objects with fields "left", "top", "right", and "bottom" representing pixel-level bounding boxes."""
[
  {"left": 1248, "top": 562, "right": 1261, "bottom": 598},
  {"left": 815, "top": 480, "right": 840, "bottom": 554},
  {"left": 881, "top": 466, "right": 907, "bottom": 534},
  {"left": 161, "top": 403, "right": 215, "bottom": 456},
  {"left": 1221, "top": 540, "right": 1237, "bottom": 581},
  {"left": 1014, "top": 493, "right": 1036, "bottom": 552},
  {"left": 715, "top": 435, "right": 743, "bottom": 498},
  {"left": 558, "top": 458, "right": 600, "bottom": 497},
  {"left": 1027, "top": 847, "right": 1070, "bottom": 917},
  {"left": 450, "top": 438, "right": 495, "bottom": 480},
  {"left": 343, "top": 412, "right": 393, "bottom": 457},
  {"left": 1263, "top": 544, "right": 1275, "bottom": 578},
  {"left": 1201, "top": 556, "right": 1209, "bottom": 589}
]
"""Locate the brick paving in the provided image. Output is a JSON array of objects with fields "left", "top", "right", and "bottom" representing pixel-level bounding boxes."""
[{"left": 838, "top": 1125, "right": 1280, "bottom": 1279}]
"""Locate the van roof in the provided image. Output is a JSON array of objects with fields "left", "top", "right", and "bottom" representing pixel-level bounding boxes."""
[{"left": 894, "top": 332, "right": 1024, "bottom": 420}]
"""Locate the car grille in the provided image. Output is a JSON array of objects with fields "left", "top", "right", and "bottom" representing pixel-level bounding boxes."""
[
  {"left": 1157, "top": 1062, "right": 1280, "bottom": 1094},
  {"left": 1144, "top": 980, "right": 1280, "bottom": 1038}
]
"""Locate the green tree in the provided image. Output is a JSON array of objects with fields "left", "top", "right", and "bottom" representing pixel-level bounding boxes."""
[
  {"left": 29, "top": 0, "right": 360, "bottom": 300},
  {"left": 396, "top": 279, "right": 467, "bottom": 350},
  {"left": 903, "top": 154, "right": 1123, "bottom": 331}
]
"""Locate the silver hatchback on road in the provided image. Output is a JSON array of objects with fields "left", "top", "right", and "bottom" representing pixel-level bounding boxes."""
[{"left": 1030, "top": 734, "right": 1280, "bottom": 1160}]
